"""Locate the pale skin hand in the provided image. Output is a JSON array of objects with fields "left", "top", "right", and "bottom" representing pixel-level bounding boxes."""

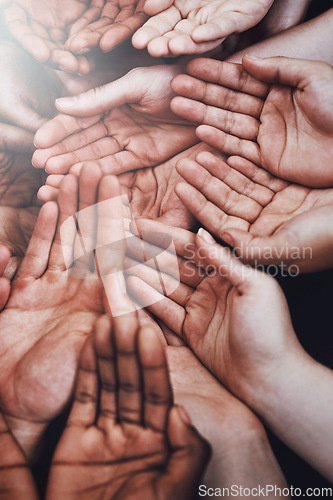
[
  {"left": 46, "top": 314, "right": 210, "bottom": 500},
  {"left": 171, "top": 56, "right": 333, "bottom": 187},
  {"left": 2, "top": 0, "right": 95, "bottom": 73},
  {"left": 0, "top": 163, "right": 126, "bottom": 460},
  {"left": 0, "top": 244, "right": 11, "bottom": 310},
  {"left": 65, "top": 0, "right": 148, "bottom": 54},
  {"left": 32, "top": 65, "right": 197, "bottom": 177},
  {"left": 0, "top": 413, "right": 39, "bottom": 500},
  {"left": 173, "top": 152, "right": 333, "bottom": 273},
  {"left": 132, "top": 0, "right": 274, "bottom": 57},
  {"left": 0, "top": 41, "right": 63, "bottom": 152}
]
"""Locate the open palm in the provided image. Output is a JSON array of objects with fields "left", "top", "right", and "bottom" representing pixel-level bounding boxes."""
[
  {"left": 171, "top": 57, "right": 333, "bottom": 187},
  {"left": 132, "top": 0, "right": 273, "bottom": 56}
]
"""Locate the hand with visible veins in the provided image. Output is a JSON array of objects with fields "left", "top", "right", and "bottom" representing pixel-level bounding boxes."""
[
  {"left": 0, "top": 412, "right": 39, "bottom": 500},
  {"left": 126, "top": 219, "right": 333, "bottom": 481},
  {"left": 132, "top": 0, "right": 274, "bottom": 57},
  {"left": 0, "top": 41, "right": 63, "bottom": 153},
  {"left": 0, "top": 162, "right": 128, "bottom": 460},
  {"left": 46, "top": 313, "right": 210, "bottom": 500},
  {"left": 32, "top": 65, "right": 197, "bottom": 178},
  {"left": 2, "top": 0, "right": 94, "bottom": 73},
  {"left": 174, "top": 152, "right": 333, "bottom": 273},
  {"left": 171, "top": 56, "right": 333, "bottom": 187},
  {"left": 65, "top": 0, "right": 148, "bottom": 55}
]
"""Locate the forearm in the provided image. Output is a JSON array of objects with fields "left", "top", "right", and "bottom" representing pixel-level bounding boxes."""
[
  {"left": 227, "top": 8, "right": 333, "bottom": 64},
  {"left": 251, "top": 351, "right": 333, "bottom": 481}
]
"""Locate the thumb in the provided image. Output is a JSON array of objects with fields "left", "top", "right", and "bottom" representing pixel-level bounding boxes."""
[
  {"left": 161, "top": 406, "right": 210, "bottom": 498},
  {"left": 242, "top": 55, "right": 319, "bottom": 89},
  {"left": 143, "top": 0, "right": 173, "bottom": 16},
  {"left": 55, "top": 71, "right": 141, "bottom": 116}
]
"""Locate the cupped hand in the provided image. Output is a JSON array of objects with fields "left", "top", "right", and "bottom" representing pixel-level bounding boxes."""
[
  {"left": 66, "top": 0, "right": 148, "bottom": 54},
  {"left": 46, "top": 313, "right": 209, "bottom": 500},
  {"left": 32, "top": 65, "right": 197, "bottom": 177},
  {"left": 2, "top": 0, "right": 93, "bottom": 73},
  {"left": 174, "top": 151, "right": 333, "bottom": 273},
  {"left": 171, "top": 56, "right": 333, "bottom": 187},
  {"left": 0, "top": 163, "right": 126, "bottom": 459},
  {"left": 132, "top": 0, "right": 273, "bottom": 57}
]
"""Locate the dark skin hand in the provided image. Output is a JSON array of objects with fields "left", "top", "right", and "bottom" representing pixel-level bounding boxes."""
[
  {"left": 0, "top": 164, "right": 124, "bottom": 460},
  {"left": 46, "top": 314, "right": 210, "bottom": 500},
  {"left": 171, "top": 56, "right": 333, "bottom": 187},
  {"left": 0, "top": 41, "right": 63, "bottom": 152}
]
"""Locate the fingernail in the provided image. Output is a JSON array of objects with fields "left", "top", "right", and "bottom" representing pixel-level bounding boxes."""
[
  {"left": 56, "top": 96, "right": 77, "bottom": 108},
  {"left": 177, "top": 406, "right": 193, "bottom": 425},
  {"left": 221, "top": 232, "right": 234, "bottom": 247},
  {"left": 198, "top": 228, "right": 215, "bottom": 245},
  {"left": 244, "top": 54, "right": 260, "bottom": 61}
]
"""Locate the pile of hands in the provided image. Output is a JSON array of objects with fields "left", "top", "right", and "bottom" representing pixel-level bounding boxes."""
[{"left": 0, "top": 0, "right": 333, "bottom": 498}]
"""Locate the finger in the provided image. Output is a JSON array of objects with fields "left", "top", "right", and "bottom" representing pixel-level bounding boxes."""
[
  {"left": 0, "top": 123, "right": 34, "bottom": 154},
  {"left": 185, "top": 58, "right": 269, "bottom": 98},
  {"left": 48, "top": 175, "right": 78, "bottom": 270},
  {"left": 0, "top": 278, "right": 10, "bottom": 311},
  {"left": 0, "top": 245, "right": 11, "bottom": 276},
  {"left": 73, "top": 162, "right": 102, "bottom": 273},
  {"left": 99, "top": 10, "right": 148, "bottom": 52},
  {"left": 94, "top": 315, "right": 117, "bottom": 428},
  {"left": 113, "top": 312, "right": 142, "bottom": 426},
  {"left": 196, "top": 124, "right": 261, "bottom": 166},
  {"left": 176, "top": 157, "right": 263, "bottom": 221},
  {"left": 226, "top": 156, "right": 288, "bottom": 192},
  {"left": 16, "top": 202, "right": 58, "bottom": 279},
  {"left": 161, "top": 406, "right": 210, "bottom": 495},
  {"left": 171, "top": 74, "right": 264, "bottom": 118},
  {"left": 143, "top": 0, "right": 173, "bottom": 16},
  {"left": 95, "top": 176, "right": 133, "bottom": 316},
  {"left": 33, "top": 114, "right": 101, "bottom": 150},
  {"left": 132, "top": 5, "right": 180, "bottom": 49},
  {"left": 171, "top": 97, "right": 259, "bottom": 140},
  {"left": 167, "top": 33, "right": 223, "bottom": 57},
  {"left": 127, "top": 276, "right": 185, "bottom": 337},
  {"left": 67, "top": 336, "right": 98, "bottom": 427},
  {"left": 138, "top": 324, "right": 172, "bottom": 432},
  {"left": 37, "top": 185, "right": 60, "bottom": 203}
]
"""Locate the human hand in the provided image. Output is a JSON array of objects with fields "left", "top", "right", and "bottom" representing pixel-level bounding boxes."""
[
  {"left": 0, "top": 412, "right": 39, "bottom": 500},
  {"left": 0, "top": 245, "right": 10, "bottom": 310},
  {"left": 2, "top": 0, "right": 93, "bottom": 73},
  {"left": 174, "top": 151, "right": 333, "bottom": 273},
  {"left": 132, "top": 0, "right": 273, "bottom": 57},
  {"left": 171, "top": 56, "right": 333, "bottom": 187},
  {"left": 46, "top": 314, "right": 209, "bottom": 500},
  {"left": 32, "top": 65, "right": 197, "bottom": 177},
  {"left": 0, "top": 42, "right": 63, "bottom": 152},
  {"left": 65, "top": 0, "right": 148, "bottom": 55},
  {"left": 0, "top": 163, "right": 126, "bottom": 459}
]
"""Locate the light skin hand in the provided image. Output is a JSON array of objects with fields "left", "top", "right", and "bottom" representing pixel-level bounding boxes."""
[
  {"left": 132, "top": 0, "right": 274, "bottom": 57},
  {"left": 65, "top": 0, "right": 148, "bottom": 54},
  {"left": 0, "top": 412, "right": 39, "bottom": 500},
  {"left": 0, "top": 244, "right": 11, "bottom": 310},
  {"left": 171, "top": 56, "right": 333, "bottom": 187},
  {"left": 174, "top": 151, "right": 333, "bottom": 273},
  {"left": 2, "top": 0, "right": 94, "bottom": 73},
  {"left": 46, "top": 314, "right": 210, "bottom": 500},
  {"left": 32, "top": 65, "right": 197, "bottom": 177},
  {"left": 0, "top": 163, "right": 125, "bottom": 460}
]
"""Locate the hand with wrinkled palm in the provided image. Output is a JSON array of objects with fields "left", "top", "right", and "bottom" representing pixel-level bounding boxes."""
[
  {"left": 174, "top": 151, "right": 333, "bottom": 272},
  {"left": 65, "top": 0, "right": 148, "bottom": 55},
  {"left": 0, "top": 163, "right": 126, "bottom": 460},
  {"left": 132, "top": 0, "right": 273, "bottom": 57},
  {"left": 2, "top": 0, "right": 93, "bottom": 73},
  {"left": 46, "top": 314, "right": 209, "bottom": 500},
  {"left": 32, "top": 65, "right": 197, "bottom": 179},
  {"left": 171, "top": 56, "right": 333, "bottom": 187},
  {"left": 0, "top": 41, "right": 63, "bottom": 153}
]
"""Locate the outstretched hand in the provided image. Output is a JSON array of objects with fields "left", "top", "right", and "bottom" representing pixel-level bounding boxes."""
[
  {"left": 66, "top": 0, "right": 148, "bottom": 55},
  {"left": 171, "top": 56, "right": 333, "bottom": 187},
  {"left": 132, "top": 0, "right": 273, "bottom": 56},
  {"left": 174, "top": 152, "right": 333, "bottom": 273},
  {"left": 33, "top": 65, "right": 197, "bottom": 177},
  {"left": 46, "top": 313, "right": 209, "bottom": 500}
]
